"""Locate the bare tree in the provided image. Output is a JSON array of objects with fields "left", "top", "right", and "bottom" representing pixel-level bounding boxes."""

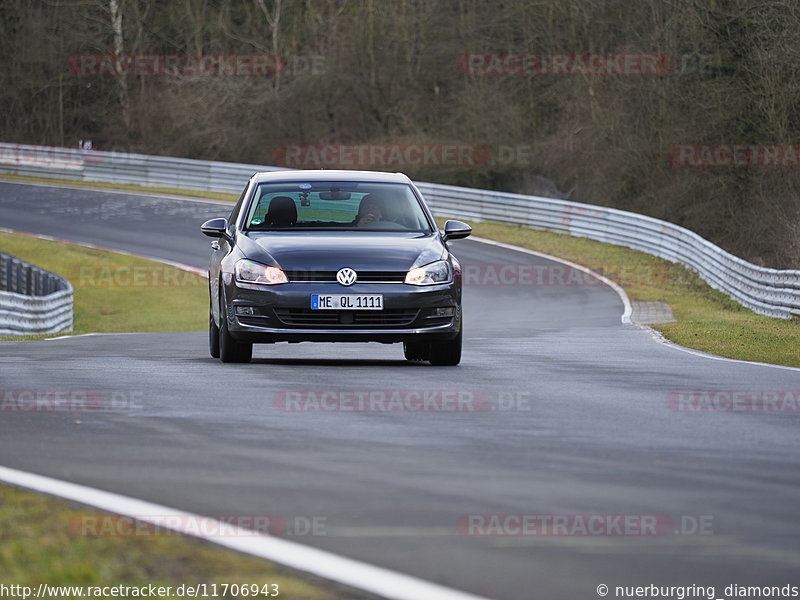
[{"left": 109, "top": 0, "right": 130, "bottom": 131}]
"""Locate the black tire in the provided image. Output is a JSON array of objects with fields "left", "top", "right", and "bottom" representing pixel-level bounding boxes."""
[
  {"left": 219, "top": 302, "right": 253, "bottom": 363},
  {"left": 403, "top": 341, "right": 429, "bottom": 361},
  {"left": 209, "top": 310, "right": 220, "bottom": 358},
  {"left": 428, "top": 328, "right": 462, "bottom": 366}
]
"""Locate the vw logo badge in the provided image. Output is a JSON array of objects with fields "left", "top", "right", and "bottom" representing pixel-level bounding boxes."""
[{"left": 336, "top": 268, "right": 357, "bottom": 286}]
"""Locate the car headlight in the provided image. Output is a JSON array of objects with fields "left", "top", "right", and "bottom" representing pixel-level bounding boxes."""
[
  {"left": 405, "top": 260, "right": 452, "bottom": 286},
  {"left": 234, "top": 259, "right": 288, "bottom": 285}
]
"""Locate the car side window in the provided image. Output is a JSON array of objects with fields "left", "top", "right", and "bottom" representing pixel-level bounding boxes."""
[
  {"left": 250, "top": 192, "right": 297, "bottom": 226},
  {"left": 228, "top": 184, "right": 249, "bottom": 231}
]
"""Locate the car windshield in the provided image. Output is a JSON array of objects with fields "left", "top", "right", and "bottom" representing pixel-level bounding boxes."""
[{"left": 244, "top": 181, "right": 432, "bottom": 232}]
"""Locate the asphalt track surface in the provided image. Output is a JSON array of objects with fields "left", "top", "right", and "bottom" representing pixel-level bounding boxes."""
[{"left": 1, "top": 181, "right": 799, "bottom": 600}]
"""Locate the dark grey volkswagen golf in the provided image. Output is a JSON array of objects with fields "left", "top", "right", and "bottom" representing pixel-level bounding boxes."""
[{"left": 201, "top": 170, "right": 471, "bottom": 364}]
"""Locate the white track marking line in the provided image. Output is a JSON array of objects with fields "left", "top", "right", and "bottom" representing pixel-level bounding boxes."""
[
  {"left": 0, "top": 466, "right": 492, "bottom": 600},
  {"left": 467, "top": 236, "right": 800, "bottom": 373},
  {"left": 45, "top": 333, "right": 98, "bottom": 340},
  {"left": 469, "top": 236, "right": 632, "bottom": 324},
  {"left": 639, "top": 326, "right": 800, "bottom": 372}
]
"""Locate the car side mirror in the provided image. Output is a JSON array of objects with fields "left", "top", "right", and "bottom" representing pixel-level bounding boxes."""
[
  {"left": 443, "top": 220, "right": 472, "bottom": 241},
  {"left": 201, "top": 218, "right": 232, "bottom": 242}
]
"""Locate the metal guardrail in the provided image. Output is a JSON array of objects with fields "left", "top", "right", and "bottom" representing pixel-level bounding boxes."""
[
  {"left": 0, "top": 252, "right": 74, "bottom": 335},
  {"left": 1, "top": 142, "right": 798, "bottom": 319},
  {"left": 0, "top": 142, "right": 282, "bottom": 193}
]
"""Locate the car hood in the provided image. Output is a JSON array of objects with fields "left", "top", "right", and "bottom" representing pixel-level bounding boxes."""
[{"left": 239, "top": 231, "right": 446, "bottom": 272}]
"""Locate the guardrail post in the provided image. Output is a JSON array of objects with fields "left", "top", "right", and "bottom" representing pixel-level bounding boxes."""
[{"left": 14, "top": 258, "right": 22, "bottom": 294}]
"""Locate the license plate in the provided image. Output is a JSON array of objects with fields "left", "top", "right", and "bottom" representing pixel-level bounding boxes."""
[{"left": 311, "top": 294, "right": 383, "bottom": 310}]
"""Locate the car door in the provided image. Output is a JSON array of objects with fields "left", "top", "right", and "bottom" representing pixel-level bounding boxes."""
[{"left": 210, "top": 183, "right": 249, "bottom": 323}]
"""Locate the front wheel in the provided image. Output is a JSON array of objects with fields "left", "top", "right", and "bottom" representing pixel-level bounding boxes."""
[
  {"left": 219, "top": 303, "right": 252, "bottom": 363},
  {"left": 403, "top": 341, "right": 429, "bottom": 361},
  {"left": 209, "top": 311, "right": 220, "bottom": 358},
  {"left": 428, "top": 329, "right": 462, "bottom": 366}
]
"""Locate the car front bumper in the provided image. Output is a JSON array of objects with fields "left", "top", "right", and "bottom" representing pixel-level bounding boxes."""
[{"left": 222, "top": 281, "right": 462, "bottom": 343}]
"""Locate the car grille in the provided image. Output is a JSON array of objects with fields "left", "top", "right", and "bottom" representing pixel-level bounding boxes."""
[
  {"left": 274, "top": 308, "right": 419, "bottom": 327},
  {"left": 284, "top": 270, "right": 406, "bottom": 283}
]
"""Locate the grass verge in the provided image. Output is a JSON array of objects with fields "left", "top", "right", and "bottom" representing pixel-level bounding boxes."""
[
  {"left": 443, "top": 220, "right": 800, "bottom": 368},
  {"left": 0, "top": 231, "right": 207, "bottom": 340},
  {"left": 0, "top": 483, "right": 358, "bottom": 600}
]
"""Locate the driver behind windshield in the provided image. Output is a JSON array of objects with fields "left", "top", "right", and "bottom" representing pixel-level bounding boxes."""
[
  {"left": 354, "top": 193, "right": 408, "bottom": 227},
  {"left": 355, "top": 194, "right": 385, "bottom": 226}
]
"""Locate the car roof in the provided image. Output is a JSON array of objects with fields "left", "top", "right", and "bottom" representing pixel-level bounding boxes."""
[{"left": 250, "top": 170, "right": 413, "bottom": 184}]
